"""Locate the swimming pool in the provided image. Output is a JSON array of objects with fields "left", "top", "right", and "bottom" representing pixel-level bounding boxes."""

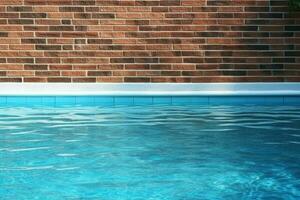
[{"left": 0, "top": 105, "right": 299, "bottom": 199}]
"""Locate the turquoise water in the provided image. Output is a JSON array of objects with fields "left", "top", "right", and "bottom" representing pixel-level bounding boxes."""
[{"left": 0, "top": 105, "right": 300, "bottom": 200}]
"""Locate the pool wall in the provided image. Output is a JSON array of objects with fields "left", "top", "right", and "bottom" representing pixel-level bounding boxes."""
[
  {"left": 0, "top": 1, "right": 299, "bottom": 83},
  {"left": 0, "top": 83, "right": 299, "bottom": 106}
]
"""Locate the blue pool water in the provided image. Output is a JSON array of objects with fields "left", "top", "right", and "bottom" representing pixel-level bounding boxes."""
[{"left": 0, "top": 105, "right": 300, "bottom": 200}]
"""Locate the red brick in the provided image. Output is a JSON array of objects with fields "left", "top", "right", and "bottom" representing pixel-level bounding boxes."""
[
  {"left": 24, "top": 77, "right": 47, "bottom": 82},
  {"left": 0, "top": 0, "right": 297, "bottom": 82}
]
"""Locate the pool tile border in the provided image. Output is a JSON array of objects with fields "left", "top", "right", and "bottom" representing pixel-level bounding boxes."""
[
  {"left": 0, "top": 96, "right": 299, "bottom": 106},
  {"left": 0, "top": 83, "right": 299, "bottom": 106}
]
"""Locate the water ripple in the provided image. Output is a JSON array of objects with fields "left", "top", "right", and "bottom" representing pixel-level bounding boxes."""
[{"left": 0, "top": 105, "right": 299, "bottom": 199}]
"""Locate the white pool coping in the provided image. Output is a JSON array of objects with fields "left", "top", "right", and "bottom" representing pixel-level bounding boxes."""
[{"left": 0, "top": 83, "right": 299, "bottom": 96}]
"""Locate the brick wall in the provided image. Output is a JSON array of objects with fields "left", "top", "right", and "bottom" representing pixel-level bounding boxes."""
[{"left": 0, "top": 0, "right": 299, "bottom": 83}]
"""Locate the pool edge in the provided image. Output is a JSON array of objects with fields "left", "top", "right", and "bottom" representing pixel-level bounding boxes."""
[
  {"left": 0, "top": 83, "right": 299, "bottom": 106},
  {"left": 0, "top": 82, "right": 299, "bottom": 96}
]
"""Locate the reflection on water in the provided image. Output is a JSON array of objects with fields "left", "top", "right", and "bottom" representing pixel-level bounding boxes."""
[{"left": 0, "top": 105, "right": 300, "bottom": 200}]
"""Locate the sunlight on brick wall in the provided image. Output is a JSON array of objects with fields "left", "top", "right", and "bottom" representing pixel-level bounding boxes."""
[{"left": 0, "top": 0, "right": 299, "bottom": 82}]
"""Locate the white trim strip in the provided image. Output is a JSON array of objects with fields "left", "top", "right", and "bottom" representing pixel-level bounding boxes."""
[{"left": 0, "top": 83, "right": 299, "bottom": 96}]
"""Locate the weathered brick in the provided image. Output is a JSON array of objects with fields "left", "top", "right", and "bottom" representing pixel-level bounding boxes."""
[
  {"left": 24, "top": 77, "right": 47, "bottom": 82},
  {"left": 0, "top": 0, "right": 298, "bottom": 83},
  {"left": 59, "top": 7, "right": 84, "bottom": 12},
  {"left": 20, "top": 13, "right": 47, "bottom": 18},
  {"left": 47, "top": 77, "right": 71, "bottom": 82},
  {"left": 7, "top": 71, "right": 34, "bottom": 76},
  {"left": 124, "top": 77, "right": 150, "bottom": 82},
  {"left": 87, "top": 71, "right": 112, "bottom": 76},
  {"left": 49, "top": 26, "right": 74, "bottom": 31},
  {"left": 21, "top": 38, "right": 46, "bottom": 44},
  {"left": 7, "top": 6, "right": 33, "bottom": 12},
  {"left": 7, "top": 58, "right": 34, "bottom": 63},
  {"left": 62, "top": 71, "right": 86, "bottom": 76},
  {"left": 8, "top": 19, "right": 34, "bottom": 24},
  {"left": 35, "top": 71, "right": 60, "bottom": 76},
  {"left": 72, "top": 77, "right": 96, "bottom": 82},
  {"left": 24, "top": 64, "right": 48, "bottom": 70}
]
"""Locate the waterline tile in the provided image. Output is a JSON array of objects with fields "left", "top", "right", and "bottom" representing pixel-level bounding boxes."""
[
  {"left": 94, "top": 96, "right": 114, "bottom": 106},
  {"left": 0, "top": 95, "right": 298, "bottom": 106},
  {"left": 27, "top": 97, "right": 43, "bottom": 105},
  {"left": 76, "top": 97, "right": 95, "bottom": 105},
  {"left": 172, "top": 96, "right": 209, "bottom": 105},
  {"left": 153, "top": 96, "right": 172, "bottom": 105},
  {"left": 134, "top": 97, "right": 153, "bottom": 105},
  {"left": 42, "top": 97, "right": 56, "bottom": 106},
  {"left": 114, "top": 97, "right": 134, "bottom": 105},
  {"left": 56, "top": 96, "right": 76, "bottom": 105},
  {"left": 284, "top": 96, "right": 300, "bottom": 105},
  {"left": 7, "top": 97, "right": 27, "bottom": 106},
  {"left": 0, "top": 97, "right": 6, "bottom": 105}
]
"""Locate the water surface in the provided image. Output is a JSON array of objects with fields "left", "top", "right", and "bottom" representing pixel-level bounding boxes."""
[{"left": 0, "top": 105, "right": 299, "bottom": 200}]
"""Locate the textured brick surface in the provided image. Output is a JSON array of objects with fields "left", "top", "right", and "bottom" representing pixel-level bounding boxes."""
[{"left": 0, "top": 0, "right": 299, "bottom": 82}]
